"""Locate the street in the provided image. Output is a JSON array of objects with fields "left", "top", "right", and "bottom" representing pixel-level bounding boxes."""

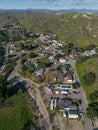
[{"left": 69, "top": 59, "right": 93, "bottom": 130}]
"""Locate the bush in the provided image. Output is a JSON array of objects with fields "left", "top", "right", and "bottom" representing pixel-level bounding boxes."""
[
  {"left": 86, "top": 44, "right": 96, "bottom": 51},
  {"left": 83, "top": 72, "right": 96, "bottom": 85},
  {"left": 86, "top": 107, "right": 97, "bottom": 120},
  {"left": 89, "top": 91, "right": 98, "bottom": 102}
]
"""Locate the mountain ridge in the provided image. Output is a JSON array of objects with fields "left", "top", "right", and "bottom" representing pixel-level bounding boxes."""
[{"left": 0, "top": 9, "right": 98, "bottom": 13}]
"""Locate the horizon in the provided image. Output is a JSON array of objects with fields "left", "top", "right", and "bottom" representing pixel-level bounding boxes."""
[
  {"left": 1, "top": 0, "right": 98, "bottom": 10},
  {"left": 0, "top": 8, "right": 98, "bottom": 11}
]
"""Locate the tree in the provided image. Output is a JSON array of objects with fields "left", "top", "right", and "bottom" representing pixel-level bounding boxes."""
[
  {"left": 0, "top": 76, "right": 7, "bottom": 98},
  {"left": 83, "top": 72, "right": 96, "bottom": 85},
  {"left": 89, "top": 91, "right": 98, "bottom": 102},
  {"left": 86, "top": 44, "right": 96, "bottom": 51},
  {"left": 86, "top": 107, "right": 97, "bottom": 120},
  {"left": 38, "top": 57, "right": 51, "bottom": 69},
  {"left": 22, "top": 120, "right": 34, "bottom": 130}
]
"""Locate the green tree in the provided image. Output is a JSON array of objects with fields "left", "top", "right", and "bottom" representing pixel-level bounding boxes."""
[
  {"left": 86, "top": 44, "right": 96, "bottom": 51},
  {"left": 0, "top": 77, "right": 7, "bottom": 98},
  {"left": 86, "top": 107, "right": 97, "bottom": 120},
  {"left": 83, "top": 72, "right": 96, "bottom": 85},
  {"left": 89, "top": 91, "right": 98, "bottom": 102}
]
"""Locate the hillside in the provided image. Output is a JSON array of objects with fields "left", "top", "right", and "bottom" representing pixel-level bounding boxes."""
[{"left": 13, "top": 12, "right": 98, "bottom": 48}]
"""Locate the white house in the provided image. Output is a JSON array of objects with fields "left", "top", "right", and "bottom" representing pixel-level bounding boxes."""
[
  {"left": 63, "top": 110, "right": 78, "bottom": 118},
  {"left": 59, "top": 58, "right": 66, "bottom": 63},
  {"left": 61, "top": 91, "right": 68, "bottom": 95}
]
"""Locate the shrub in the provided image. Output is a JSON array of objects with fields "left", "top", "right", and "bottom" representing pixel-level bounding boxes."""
[{"left": 83, "top": 72, "right": 96, "bottom": 85}]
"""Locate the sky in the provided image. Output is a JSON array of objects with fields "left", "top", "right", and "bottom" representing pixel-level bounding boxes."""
[{"left": 0, "top": 0, "right": 98, "bottom": 10}]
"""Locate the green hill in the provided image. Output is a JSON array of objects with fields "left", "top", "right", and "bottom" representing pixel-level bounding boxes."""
[{"left": 14, "top": 12, "right": 98, "bottom": 48}]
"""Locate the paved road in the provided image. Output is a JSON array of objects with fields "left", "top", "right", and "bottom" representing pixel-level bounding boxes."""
[{"left": 69, "top": 59, "right": 93, "bottom": 130}]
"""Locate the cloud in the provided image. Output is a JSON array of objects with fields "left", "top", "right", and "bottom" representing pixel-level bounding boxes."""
[
  {"left": 70, "top": 0, "right": 84, "bottom": 5},
  {"left": 24, "top": 0, "right": 98, "bottom": 8},
  {"left": 39, "top": 0, "right": 85, "bottom": 6}
]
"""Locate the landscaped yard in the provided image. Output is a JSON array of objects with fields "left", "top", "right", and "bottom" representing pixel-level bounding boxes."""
[
  {"left": 76, "top": 57, "right": 98, "bottom": 98},
  {"left": 0, "top": 92, "right": 35, "bottom": 130}
]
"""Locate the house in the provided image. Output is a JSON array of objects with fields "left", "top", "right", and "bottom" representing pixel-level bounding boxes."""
[
  {"left": 59, "top": 58, "right": 66, "bottom": 64},
  {"left": 61, "top": 91, "right": 68, "bottom": 95},
  {"left": 63, "top": 110, "right": 78, "bottom": 118},
  {"left": 34, "top": 69, "right": 44, "bottom": 76},
  {"left": 52, "top": 40, "right": 63, "bottom": 48},
  {"left": 64, "top": 74, "right": 73, "bottom": 83},
  {"left": 10, "top": 50, "right": 13, "bottom": 53},
  {"left": 69, "top": 110, "right": 78, "bottom": 118},
  {"left": 90, "top": 50, "right": 96, "bottom": 54},
  {"left": 83, "top": 51, "right": 90, "bottom": 57},
  {"left": 58, "top": 98, "right": 79, "bottom": 118},
  {"left": 47, "top": 85, "right": 53, "bottom": 92},
  {"left": 39, "top": 52, "right": 45, "bottom": 57},
  {"left": 56, "top": 84, "right": 72, "bottom": 90},
  {"left": 55, "top": 90, "right": 60, "bottom": 94},
  {"left": 48, "top": 55, "right": 54, "bottom": 62},
  {"left": 58, "top": 98, "right": 76, "bottom": 111}
]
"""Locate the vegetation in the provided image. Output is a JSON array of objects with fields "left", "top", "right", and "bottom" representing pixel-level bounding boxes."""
[
  {"left": 89, "top": 91, "right": 98, "bottom": 102},
  {"left": 0, "top": 93, "right": 36, "bottom": 130},
  {"left": 14, "top": 12, "right": 98, "bottom": 48},
  {"left": 86, "top": 106, "right": 97, "bottom": 120},
  {"left": 76, "top": 57, "right": 98, "bottom": 97},
  {"left": 0, "top": 11, "right": 98, "bottom": 126},
  {"left": 0, "top": 76, "right": 41, "bottom": 130},
  {"left": 0, "top": 47, "right": 4, "bottom": 66},
  {"left": 87, "top": 90, "right": 98, "bottom": 119},
  {"left": 83, "top": 72, "right": 96, "bottom": 86},
  {"left": 0, "top": 76, "right": 8, "bottom": 98},
  {"left": 76, "top": 57, "right": 98, "bottom": 120},
  {"left": 38, "top": 57, "right": 51, "bottom": 69},
  {"left": 86, "top": 44, "right": 96, "bottom": 51}
]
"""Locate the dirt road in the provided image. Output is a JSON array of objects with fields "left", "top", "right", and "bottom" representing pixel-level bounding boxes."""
[{"left": 7, "top": 59, "right": 52, "bottom": 130}]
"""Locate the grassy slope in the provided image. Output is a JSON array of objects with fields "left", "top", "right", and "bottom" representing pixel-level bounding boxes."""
[
  {"left": 15, "top": 12, "right": 98, "bottom": 48},
  {"left": 76, "top": 57, "right": 98, "bottom": 98},
  {"left": 0, "top": 93, "right": 34, "bottom": 130}
]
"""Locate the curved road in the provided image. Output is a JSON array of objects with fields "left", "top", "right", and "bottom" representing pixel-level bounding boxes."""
[{"left": 7, "top": 59, "right": 52, "bottom": 130}]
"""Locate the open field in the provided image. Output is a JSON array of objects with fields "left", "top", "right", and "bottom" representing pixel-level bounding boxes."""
[
  {"left": 0, "top": 92, "right": 35, "bottom": 130},
  {"left": 76, "top": 57, "right": 98, "bottom": 98}
]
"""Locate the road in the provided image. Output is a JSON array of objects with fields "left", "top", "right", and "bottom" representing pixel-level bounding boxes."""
[
  {"left": 69, "top": 59, "right": 93, "bottom": 130},
  {"left": 7, "top": 58, "right": 52, "bottom": 130},
  {"left": 5, "top": 44, "right": 93, "bottom": 130},
  {"left": 0, "top": 43, "right": 9, "bottom": 73}
]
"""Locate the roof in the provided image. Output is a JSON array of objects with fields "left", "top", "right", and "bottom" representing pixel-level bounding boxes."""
[
  {"left": 68, "top": 110, "right": 78, "bottom": 118},
  {"left": 64, "top": 74, "right": 73, "bottom": 81},
  {"left": 58, "top": 98, "right": 77, "bottom": 111},
  {"left": 57, "top": 84, "right": 72, "bottom": 90},
  {"left": 69, "top": 110, "right": 78, "bottom": 115}
]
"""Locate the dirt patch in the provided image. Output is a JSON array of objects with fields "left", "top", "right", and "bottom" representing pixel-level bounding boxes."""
[{"left": 53, "top": 113, "right": 84, "bottom": 130}]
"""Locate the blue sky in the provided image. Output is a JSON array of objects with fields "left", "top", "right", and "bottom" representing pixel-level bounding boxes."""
[{"left": 1, "top": 0, "right": 98, "bottom": 10}]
